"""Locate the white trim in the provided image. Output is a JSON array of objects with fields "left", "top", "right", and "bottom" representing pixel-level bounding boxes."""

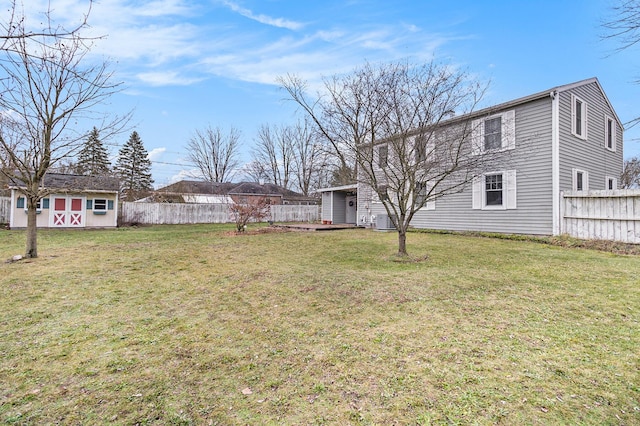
[
  {"left": 571, "top": 94, "right": 588, "bottom": 140},
  {"left": 604, "top": 114, "right": 616, "bottom": 152},
  {"left": 472, "top": 170, "right": 517, "bottom": 210},
  {"left": 49, "top": 195, "right": 87, "bottom": 228},
  {"left": 572, "top": 168, "right": 589, "bottom": 192},
  {"left": 552, "top": 90, "right": 560, "bottom": 235},
  {"left": 605, "top": 176, "right": 618, "bottom": 190},
  {"left": 471, "top": 109, "right": 516, "bottom": 155}
]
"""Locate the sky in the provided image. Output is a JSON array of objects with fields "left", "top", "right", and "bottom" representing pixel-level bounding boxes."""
[{"left": 14, "top": 0, "right": 640, "bottom": 187}]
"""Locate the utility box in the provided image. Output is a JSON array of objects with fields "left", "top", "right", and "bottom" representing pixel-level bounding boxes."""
[{"left": 376, "top": 214, "right": 396, "bottom": 230}]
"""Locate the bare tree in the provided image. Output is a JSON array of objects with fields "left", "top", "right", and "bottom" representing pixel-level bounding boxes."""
[
  {"left": 186, "top": 126, "right": 241, "bottom": 183},
  {"left": 621, "top": 156, "right": 640, "bottom": 188},
  {"left": 603, "top": 1, "right": 640, "bottom": 52},
  {"left": 251, "top": 124, "right": 294, "bottom": 189},
  {"left": 279, "top": 75, "right": 356, "bottom": 185},
  {"left": 282, "top": 61, "right": 506, "bottom": 257},
  {"left": 0, "top": 1, "right": 91, "bottom": 49},
  {"left": 289, "top": 119, "right": 330, "bottom": 195},
  {"left": 603, "top": 0, "right": 640, "bottom": 128},
  {"left": 0, "top": 3, "right": 126, "bottom": 258}
]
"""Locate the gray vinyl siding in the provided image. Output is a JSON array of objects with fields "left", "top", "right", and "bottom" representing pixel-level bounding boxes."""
[
  {"left": 558, "top": 82, "right": 624, "bottom": 192},
  {"left": 356, "top": 79, "right": 623, "bottom": 236},
  {"left": 410, "top": 96, "right": 554, "bottom": 235}
]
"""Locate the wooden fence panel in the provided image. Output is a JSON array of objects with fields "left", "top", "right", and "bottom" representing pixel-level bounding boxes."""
[
  {"left": 0, "top": 197, "right": 10, "bottom": 224},
  {"left": 561, "top": 190, "right": 640, "bottom": 244},
  {"left": 120, "top": 202, "right": 320, "bottom": 225}
]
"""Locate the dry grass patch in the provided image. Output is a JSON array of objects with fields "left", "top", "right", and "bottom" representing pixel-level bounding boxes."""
[{"left": 0, "top": 224, "right": 638, "bottom": 425}]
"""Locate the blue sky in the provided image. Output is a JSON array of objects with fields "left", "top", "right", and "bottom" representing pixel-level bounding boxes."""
[{"left": 20, "top": 0, "right": 640, "bottom": 186}]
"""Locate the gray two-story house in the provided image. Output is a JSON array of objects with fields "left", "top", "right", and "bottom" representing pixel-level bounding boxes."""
[{"left": 321, "top": 77, "right": 623, "bottom": 236}]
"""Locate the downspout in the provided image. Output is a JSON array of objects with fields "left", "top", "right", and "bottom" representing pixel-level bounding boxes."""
[{"left": 551, "top": 90, "right": 561, "bottom": 235}]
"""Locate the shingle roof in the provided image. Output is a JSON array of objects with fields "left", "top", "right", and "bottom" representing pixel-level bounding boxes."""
[
  {"left": 157, "top": 180, "right": 313, "bottom": 200},
  {"left": 10, "top": 173, "right": 120, "bottom": 192}
]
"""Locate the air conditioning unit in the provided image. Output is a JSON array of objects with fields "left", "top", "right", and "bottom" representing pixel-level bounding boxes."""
[{"left": 376, "top": 214, "right": 396, "bottom": 230}]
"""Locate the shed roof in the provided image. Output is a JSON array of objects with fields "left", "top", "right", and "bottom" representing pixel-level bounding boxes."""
[{"left": 10, "top": 173, "right": 119, "bottom": 192}]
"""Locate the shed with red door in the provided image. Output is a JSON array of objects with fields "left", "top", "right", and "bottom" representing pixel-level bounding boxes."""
[{"left": 8, "top": 173, "right": 119, "bottom": 229}]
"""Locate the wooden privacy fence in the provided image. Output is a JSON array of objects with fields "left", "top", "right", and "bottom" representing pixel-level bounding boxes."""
[
  {"left": 0, "top": 197, "right": 10, "bottom": 223},
  {"left": 119, "top": 202, "right": 320, "bottom": 225},
  {"left": 561, "top": 190, "right": 640, "bottom": 244}
]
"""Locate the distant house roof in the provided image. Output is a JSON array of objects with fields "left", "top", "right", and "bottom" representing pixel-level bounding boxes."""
[
  {"left": 156, "top": 180, "right": 317, "bottom": 203},
  {"left": 9, "top": 173, "right": 119, "bottom": 192}
]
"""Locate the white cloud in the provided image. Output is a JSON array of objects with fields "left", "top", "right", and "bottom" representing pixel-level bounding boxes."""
[
  {"left": 148, "top": 147, "right": 167, "bottom": 160},
  {"left": 136, "top": 71, "right": 204, "bottom": 87},
  {"left": 222, "top": 1, "right": 304, "bottom": 30},
  {"left": 10, "top": 0, "right": 459, "bottom": 90}
]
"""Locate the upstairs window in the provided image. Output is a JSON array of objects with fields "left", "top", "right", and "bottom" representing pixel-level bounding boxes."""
[
  {"left": 605, "top": 115, "right": 616, "bottom": 151},
  {"left": 472, "top": 110, "right": 515, "bottom": 155},
  {"left": 571, "top": 94, "right": 588, "bottom": 139},
  {"left": 415, "top": 135, "right": 427, "bottom": 163},
  {"left": 377, "top": 144, "right": 388, "bottom": 168},
  {"left": 484, "top": 117, "right": 502, "bottom": 151}
]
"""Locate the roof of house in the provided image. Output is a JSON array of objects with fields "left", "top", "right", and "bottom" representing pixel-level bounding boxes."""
[
  {"left": 400, "top": 77, "right": 619, "bottom": 141},
  {"left": 444, "top": 77, "right": 617, "bottom": 126},
  {"left": 10, "top": 173, "right": 119, "bottom": 192},
  {"left": 156, "top": 180, "right": 315, "bottom": 201}
]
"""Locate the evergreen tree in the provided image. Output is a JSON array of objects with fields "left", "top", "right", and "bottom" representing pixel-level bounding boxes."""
[
  {"left": 76, "top": 127, "right": 112, "bottom": 176},
  {"left": 115, "top": 131, "right": 154, "bottom": 201}
]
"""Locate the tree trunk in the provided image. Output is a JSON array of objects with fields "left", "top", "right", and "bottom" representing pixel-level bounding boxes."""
[
  {"left": 397, "top": 229, "right": 408, "bottom": 256},
  {"left": 25, "top": 200, "right": 38, "bottom": 258}
]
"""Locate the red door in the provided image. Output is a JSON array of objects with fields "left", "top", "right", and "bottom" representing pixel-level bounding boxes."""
[
  {"left": 70, "top": 198, "right": 83, "bottom": 226},
  {"left": 53, "top": 197, "right": 66, "bottom": 226}
]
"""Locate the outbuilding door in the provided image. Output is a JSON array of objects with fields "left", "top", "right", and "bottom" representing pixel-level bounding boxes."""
[{"left": 50, "top": 196, "right": 85, "bottom": 227}]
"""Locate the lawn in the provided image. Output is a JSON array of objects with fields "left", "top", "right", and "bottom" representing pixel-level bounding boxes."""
[{"left": 0, "top": 224, "right": 638, "bottom": 425}]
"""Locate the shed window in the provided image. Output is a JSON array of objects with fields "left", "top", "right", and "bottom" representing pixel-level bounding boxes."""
[{"left": 94, "top": 199, "right": 107, "bottom": 211}]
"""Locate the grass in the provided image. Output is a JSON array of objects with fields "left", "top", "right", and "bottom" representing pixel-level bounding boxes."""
[{"left": 0, "top": 224, "right": 638, "bottom": 425}]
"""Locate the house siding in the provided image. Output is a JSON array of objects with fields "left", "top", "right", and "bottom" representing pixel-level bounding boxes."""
[
  {"left": 558, "top": 82, "right": 623, "bottom": 193},
  {"left": 409, "top": 96, "right": 555, "bottom": 235},
  {"left": 345, "top": 78, "right": 623, "bottom": 237}
]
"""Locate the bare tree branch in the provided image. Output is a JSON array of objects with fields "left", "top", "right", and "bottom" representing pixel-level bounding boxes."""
[{"left": 186, "top": 125, "right": 242, "bottom": 183}]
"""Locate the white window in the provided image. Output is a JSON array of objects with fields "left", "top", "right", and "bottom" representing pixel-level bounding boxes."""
[
  {"left": 414, "top": 182, "right": 435, "bottom": 210},
  {"left": 606, "top": 176, "right": 617, "bottom": 190},
  {"left": 377, "top": 144, "right": 388, "bottom": 168},
  {"left": 414, "top": 134, "right": 428, "bottom": 163},
  {"left": 572, "top": 168, "right": 589, "bottom": 191},
  {"left": 571, "top": 94, "right": 588, "bottom": 139},
  {"left": 472, "top": 170, "right": 517, "bottom": 210},
  {"left": 605, "top": 115, "right": 616, "bottom": 152},
  {"left": 94, "top": 199, "right": 107, "bottom": 213},
  {"left": 472, "top": 110, "right": 515, "bottom": 155}
]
